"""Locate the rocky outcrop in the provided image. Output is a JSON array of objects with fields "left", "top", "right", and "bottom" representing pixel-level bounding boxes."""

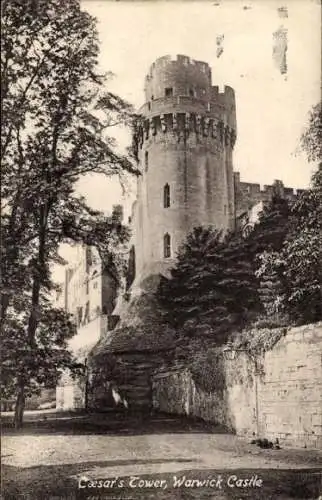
[{"left": 87, "top": 274, "right": 175, "bottom": 410}]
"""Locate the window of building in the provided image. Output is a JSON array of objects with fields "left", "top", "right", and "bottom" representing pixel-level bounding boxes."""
[
  {"left": 189, "top": 88, "right": 194, "bottom": 97},
  {"left": 84, "top": 301, "right": 90, "bottom": 324},
  {"left": 77, "top": 306, "right": 83, "bottom": 327},
  {"left": 147, "top": 102, "right": 151, "bottom": 111},
  {"left": 85, "top": 247, "right": 92, "bottom": 273},
  {"left": 151, "top": 95, "right": 154, "bottom": 100},
  {"left": 144, "top": 151, "right": 148, "bottom": 171},
  {"left": 164, "top": 233, "right": 171, "bottom": 258},
  {"left": 163, "top": 183, "right": 170, "bottom": 208},
  {"left": 93, "top": 281, "right": 98, "bottom": 289},
  {"left": 165, "top": 87, "right": 173, "bottom": 97},
  {"left": 85, "top": 278, "right": 89, "bottom": 294}
]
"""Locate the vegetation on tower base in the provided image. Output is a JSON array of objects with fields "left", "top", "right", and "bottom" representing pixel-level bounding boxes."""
[{"left": 157, "top": 226, "right": 262, "bottom": 345}]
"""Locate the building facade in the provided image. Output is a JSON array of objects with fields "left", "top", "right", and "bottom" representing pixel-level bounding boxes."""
[{"left": 56, "top": 243, "right": 119, "bottom": 410}]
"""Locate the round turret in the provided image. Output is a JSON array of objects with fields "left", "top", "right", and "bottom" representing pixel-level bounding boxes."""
[{"left": 132, "top": 55, "right": 237, "bottom": 282}]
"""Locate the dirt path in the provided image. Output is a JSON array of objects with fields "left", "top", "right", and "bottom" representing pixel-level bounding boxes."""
[{"left": 2, "top": 412, "right": 322, "bottom": 499}]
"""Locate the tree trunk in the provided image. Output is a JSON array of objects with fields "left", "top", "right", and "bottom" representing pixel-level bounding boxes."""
[
  {"left": 27, "top": 205, "right": 48, "bottom": 345},
  {"left": 14, "top": 381, "right": 25, "bottom": 429},
  {"left": 0, "top": 293, "right": 10, "bottom": 324}
]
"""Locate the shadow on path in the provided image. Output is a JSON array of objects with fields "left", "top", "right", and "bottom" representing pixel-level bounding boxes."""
[
  {"left": 2, "top": 462, "right": 322, "bottom": 500},
  {"left": 2, "top": 411, "right": 227, "bottom": 436}
]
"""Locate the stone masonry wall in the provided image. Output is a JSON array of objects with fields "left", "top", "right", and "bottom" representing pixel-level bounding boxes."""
[
  {"left": 152, "top": 323, "right": 322, "bottom": 449},
  {"left": 133, "top": 55, "right": 236, "bottom": 282}
]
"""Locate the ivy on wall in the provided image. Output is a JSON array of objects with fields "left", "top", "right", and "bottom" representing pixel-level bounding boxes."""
[{"left": 188, "top": 349, "right": 226, "bottom": 395}]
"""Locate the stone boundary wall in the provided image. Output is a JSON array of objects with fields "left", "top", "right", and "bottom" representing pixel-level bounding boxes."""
[{"left": 152, "top": 323, "right": 322, "bottom": 449}]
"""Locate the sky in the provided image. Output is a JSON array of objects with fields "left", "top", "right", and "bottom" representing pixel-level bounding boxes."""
[
  {"left": 56, "top": 0, "right": 321, "bottom": 279},
  {"left": 77, "top": 0, "right": 321, "bottom": 214}
]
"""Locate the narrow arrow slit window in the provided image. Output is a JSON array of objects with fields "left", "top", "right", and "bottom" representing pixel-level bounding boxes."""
[
  {"left": 164, "top": 183, "right": 170, "bottom": 208},
  {"left": 164, "top": 233, "right": 171, "bottom": 258}
]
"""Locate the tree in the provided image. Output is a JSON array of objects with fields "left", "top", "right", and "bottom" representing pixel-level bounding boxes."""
[
  {"left": 248, "top": 189, "right": 291, "bottom": 255},
  {"left": 157, "top": 227, "right": 261, "bottom": 345},
  {"left": 1, "top": 302, "right": 83, "bottom": 425},
  {"left": 255, "top": 250, "right": 288, "bottom": 324},
  {"left": 254, "top": 104, "right": 322, "bottom": 326},
  {"left": 1, "top": 0, "right": 137, "bottom": 427},
  {"left": 247, "top": 192, "right": 291, "bottom": 323},
  {"left": 278, "top": 171, "right": 322, "bottom": 324},
  {"left": 300, "top": 102, "right": 322, "bottom": 163},
  {"left": 282, "top": 103, "right": 321, "bottom": 323}
]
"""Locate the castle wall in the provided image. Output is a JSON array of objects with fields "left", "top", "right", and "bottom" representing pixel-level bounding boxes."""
[
  {"left": 152, "top": 323, "right": 322, "bottom": 449},
  {"left": 234, "top": 172, "right": 305, "bottom": 217}
]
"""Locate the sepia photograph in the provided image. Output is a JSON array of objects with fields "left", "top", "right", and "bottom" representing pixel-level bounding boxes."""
[{"left": 1, "top": 0, "right": 322, "bottom": 498}]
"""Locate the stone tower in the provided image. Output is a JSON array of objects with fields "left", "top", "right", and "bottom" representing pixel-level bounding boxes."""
[{"left": 132, "top": 54, "right": 237, "bottom": 282}]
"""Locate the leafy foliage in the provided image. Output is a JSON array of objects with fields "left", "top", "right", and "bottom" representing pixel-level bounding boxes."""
[
  {"left": 300, "top": 102, "right": 322, "bottom": 163},
  {"left": 157, "top": 227, "right": 261, "bottom": 344},
  {"left": 248, "top": 194, "right": 291, "bottom": 322},
  {"left": 248, "top": 192, "right": 291, "bottom": 255},
  {"left": 1, "top": 303, "right": 83, "bottom": 400},
  {"left": 189, "top": 348, "right": 226, "bottom": 394},
  {"left": 277, "top": 172, "right": 322, "bottom": 324},
  {"left": 1, "top": 0, "right": 137, "bottom": 426},
  {"left": 255, "top": 124, "right": 322, "bottom": 325}
]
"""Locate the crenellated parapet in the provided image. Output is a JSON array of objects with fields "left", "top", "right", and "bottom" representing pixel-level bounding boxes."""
[
  {"left": 132, "top": 112, "right": 236, "bottom": 157},
  {"left": 144, "top": 55, "right": 212, "bottom": 102},
  {"left": 146, "top": 54, "right": 212, "bottom": 80},
  {"left": 234, "top": 172, "right": 306, "bottom": 218},
  {"left": 135, "top": 55, "right": 237, "bottom": 159},
  {"left": 211, "top": 85, "right": 236, "bottom": 129}
]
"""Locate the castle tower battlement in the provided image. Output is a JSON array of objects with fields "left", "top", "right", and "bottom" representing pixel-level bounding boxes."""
[{"left": 132, "top": 55, "right": 237, "bottom": 282}]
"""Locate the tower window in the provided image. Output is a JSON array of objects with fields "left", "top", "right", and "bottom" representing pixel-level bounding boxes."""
[
  {"left": 165, "top": 87, "right": 173, "bottom": 97},
  {"left": 163, "top": 183, "right": 170, "bottom": 208},
  {"left": 145, "top": 151, "right": 148, "bottom": 171},
  {"left": 164, "top": 233, "right": 171, "bottom": 258}
]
